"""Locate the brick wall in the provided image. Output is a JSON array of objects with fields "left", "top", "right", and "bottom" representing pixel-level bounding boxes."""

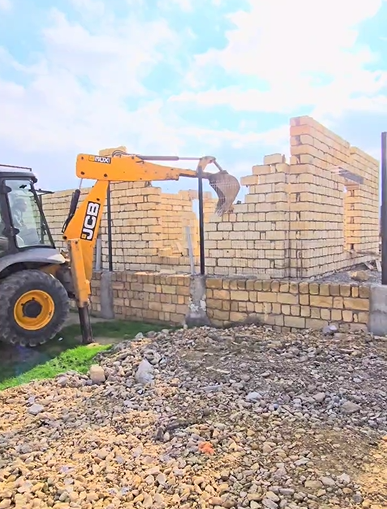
[
  {"left": 90, "top": 271, "right": 190, "bottom": 325},
  {"left": 205, "top": 116, "right": 379, "bottom": 278},
  {"left": 288, "top": 116, "right": 379, "bottom": 277},
  {"left": 42, "top": 181, "right": 216, "bottom": 273},
  {"left": 205, "top": 153, "right": 290, "bottom": 278},
  {"left": 42, "top": 115, "right": 379, "bottom": 280},
  {"left": 205, "top": 277, "right": 370, "bottom": 332},
  {"left": 88, "top": 271, "right": 370, "bottom": 332}
]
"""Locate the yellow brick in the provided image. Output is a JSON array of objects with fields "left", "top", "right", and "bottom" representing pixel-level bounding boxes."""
[
  {"left": 311, "top": 308, "right": 320, "bottom": 318},
  {"left": 279, "top": 282, "right": 289, "bottom": 292},
  {"left": 231, "top": 291, "right": 249, "bottom": 301},
  {"left": 339, "top": 284, "right": 351, "bottom": 297},
  {"left": 343, "top": 297, "right": 369, "bottom": 311},
  {"left": 331, "top": 309, "right": 342, "bottom": 321},
  {"left": 278, "top": 293, "right": 298, "bottom": 305},
  {"left": 306, "top": 318, "right": 327, "bottom": 329},
  {"left": 300, "top": 294, "right": 309, "bottom": 305},
  {"left": 320, "top": 308, "right": 331, "bottom": 320},
  {"left": 212, "top": 309, "right": 230, "bottom": 322},
  {"left": 301, "top": 306, "right": 311, "bottom": 317},
  {"left": 230, "top": 312, "right": 246, "bottom": 322},
  {"left": 319, "top": 284, "right": 330, "bottom": 296},
  {"left": 223, "top": 280, "right": 231, "bottom": 290},
  {"left": 207, "top": 278, "right": 223, "bottom": 289},
  {"left": 257, "top": 292, "right": 278, "bottom": 303},
  {"left": 309, "top": 283, "right": 319, "bottom": 295},
  {"left": 213, "top": 289, "right": 230, "bottom": 300},
  {"left": 246, "top": 280, "right": 255, "bottom": 291},
  {"left": 309, "top": 295, "right": 333, "bottom": 308},
  {"left": 272, "top": 303, "right": 281, "bottom": 314},
  {"left": 207, "top": 299, "right": 222, "bottom": 310},
  {"left": 285, "top": 316, "right": 305, "bottom": 328},
  {"left": 333, "top": 297, "right": 343, "bottom": 309},
  {"left": 342, "top": 310, "right": 353, "bottom": 322},
  {"left": 282, "top": 304, "right": 291, "bottom": 315},
  {"left": 223, "top": 300, "right": 231, "bottom": 311}
]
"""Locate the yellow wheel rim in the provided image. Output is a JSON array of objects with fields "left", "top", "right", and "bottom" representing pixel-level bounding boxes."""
[{"left": 14, "top": 290, "right": 55, "bottom": 331}]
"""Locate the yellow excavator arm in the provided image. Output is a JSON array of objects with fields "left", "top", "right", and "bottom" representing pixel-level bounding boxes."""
[{"left": 62, "top": 152, "right": 240, "bottom": 343}]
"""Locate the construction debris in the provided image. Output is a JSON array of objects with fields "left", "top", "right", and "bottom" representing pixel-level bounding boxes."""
[{"left": 0, "top": 325, "right": 386, "bottom": 509}]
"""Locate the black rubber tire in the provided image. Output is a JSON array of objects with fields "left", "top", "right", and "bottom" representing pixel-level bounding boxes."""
[{"left": 0, "top": 270, "right": 70, "bottom": 347}]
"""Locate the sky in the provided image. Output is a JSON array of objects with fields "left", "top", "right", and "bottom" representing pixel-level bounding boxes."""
[{"left": 0, "top": 0, "right": 387, "bottom": 200}]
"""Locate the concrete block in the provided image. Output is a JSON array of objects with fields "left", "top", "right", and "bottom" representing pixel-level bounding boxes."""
[{"left": 369, "top": 285, "right": 387, "bottom": 336}]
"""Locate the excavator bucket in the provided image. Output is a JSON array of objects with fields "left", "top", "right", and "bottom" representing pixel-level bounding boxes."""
[{"left": 207, "top": 170, "right": 241, "bottom": 216}]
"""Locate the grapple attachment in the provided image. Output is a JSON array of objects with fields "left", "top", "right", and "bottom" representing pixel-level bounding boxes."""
[{"left": 207, "top": 170, "right": 240, "bottom": 216}]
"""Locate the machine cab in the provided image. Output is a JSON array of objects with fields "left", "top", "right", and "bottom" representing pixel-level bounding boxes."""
[{"left": 0, "top": 165, "right": 55, "bottom": 257}]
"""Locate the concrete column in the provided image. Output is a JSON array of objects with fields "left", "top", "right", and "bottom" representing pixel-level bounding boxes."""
[
  {"left": 99, "top": 271, "right": 114, "bottom": 319},
  {"left": 185, "top": 275, "right": 211, "bottom": 327}
]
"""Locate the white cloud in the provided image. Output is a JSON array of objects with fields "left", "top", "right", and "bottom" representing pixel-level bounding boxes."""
[
  {"left": 0, "top": 7, "right": 180, "bottom": 156},
  {"left": 158, "top": 0, "right": 193, "bottom": 12},
  {"left": 173, "top": 0, "right": 387, "bottom": 118},
  {"left": 0, "top": 0, "right": 384, "bottom": 193},
  {"left": 0, "top": 2, "right": 290, "bottom": 189},
  {"left": 0, "top": 0, "right": 11, "bottom": 10}
]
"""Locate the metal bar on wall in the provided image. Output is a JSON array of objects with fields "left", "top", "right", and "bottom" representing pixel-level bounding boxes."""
[
  {"left": 185, "top": 225, "right": 195, "bottom": 275},
  {"left": 382, "top": 132, "right": 387, "bottom": 284},
  {"left": 107, "top": 182, "right": 113, "bottom": 272},
  {"left": 197, "top": 162, "right": 205, "bottom": 275},
  {"left": 95, "top": 236, "right": 102, "bottom": 271}
]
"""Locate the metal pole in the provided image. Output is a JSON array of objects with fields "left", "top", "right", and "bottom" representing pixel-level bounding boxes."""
[
  {"left": 107, "top": 183, "right": 113, "bottom": 272},
  {"left": 382, "top": 132, "right": 387, "bottom": 284},
  {"left": 197, "top": 163, "right": 205, "bottom": 275},
  {"left": 38, "top": 194, "right": 44, "bottom": 244},
  {"left": 185, "top": 225, "right": 195, "bottom": 275},
  {"left": 95, "top": 236, "right": 102, "bottom": 271}
]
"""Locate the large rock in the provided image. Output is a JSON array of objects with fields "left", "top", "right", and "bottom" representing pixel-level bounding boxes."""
[{"left": 89, "top": 364, "right": 106, "bottom": 384}]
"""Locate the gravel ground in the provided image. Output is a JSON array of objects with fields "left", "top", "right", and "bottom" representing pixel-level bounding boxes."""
[{"left": 0, "top": 325, "right": 387, "bottom": 509}]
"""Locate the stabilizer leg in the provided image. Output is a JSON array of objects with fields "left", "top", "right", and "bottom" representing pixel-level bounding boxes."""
[{"left": 78, "top": 305, "right": 93, "bottom": 344}]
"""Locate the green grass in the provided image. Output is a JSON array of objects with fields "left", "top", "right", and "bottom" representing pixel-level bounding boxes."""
[{"left": 0, "top": 318, "right": 167, "bottom": 391}]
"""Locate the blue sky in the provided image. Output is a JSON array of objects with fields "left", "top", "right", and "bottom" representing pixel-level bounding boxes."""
[{"left": 0, "top": 0, "right": 387, "bottom": 200}]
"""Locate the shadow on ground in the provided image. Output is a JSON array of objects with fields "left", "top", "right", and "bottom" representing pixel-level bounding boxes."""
[{"left": 0, "top": 314, "right": 165, "bottom": 386}]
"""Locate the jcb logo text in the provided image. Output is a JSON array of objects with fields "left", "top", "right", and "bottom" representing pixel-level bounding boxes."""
[{"left": 81, "top": 202, "right": 100, "bottom": 241}]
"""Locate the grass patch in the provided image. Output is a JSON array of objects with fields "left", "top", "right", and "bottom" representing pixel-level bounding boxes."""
[
  {"left": 0, "top": 318, "right": 167, "bottom": 391},
  {"left": 0, "top": 344, "right": 110, "bottom": 391}
]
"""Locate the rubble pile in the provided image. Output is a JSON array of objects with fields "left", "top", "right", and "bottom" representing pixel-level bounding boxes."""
[{"left": 0, "top": 325, "right": 386, "bottom": 509}]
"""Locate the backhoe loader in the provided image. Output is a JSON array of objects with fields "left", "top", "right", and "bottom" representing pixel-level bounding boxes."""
[{"left": 0, "top": 153, "right": 240, "bottom": 347}]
